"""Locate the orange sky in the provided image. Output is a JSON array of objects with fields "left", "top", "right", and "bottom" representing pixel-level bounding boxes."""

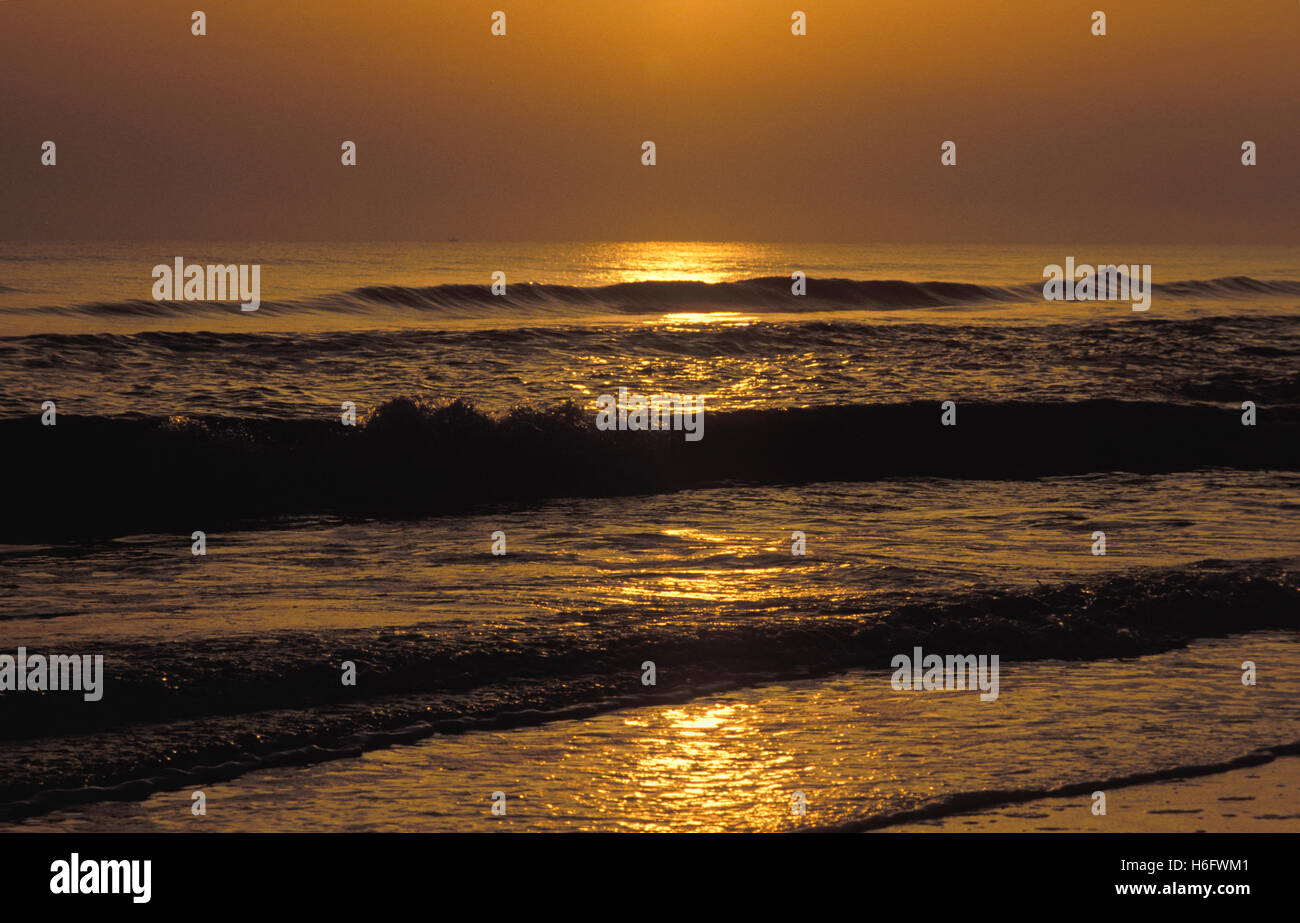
[{"left": 1, "top": 0, "right": 1296, "bottom": 241}]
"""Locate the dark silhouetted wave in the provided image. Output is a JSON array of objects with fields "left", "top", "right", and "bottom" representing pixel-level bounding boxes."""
[
  {"left": 4, "top": 397, "right": 1298, "bottom": 542},
  {"left": 7, "top": 397, "right": 1300, "bottom": 542}
]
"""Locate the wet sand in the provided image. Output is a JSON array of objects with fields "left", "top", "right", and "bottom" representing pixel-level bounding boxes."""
[{"left": 877, "top": 756, "right": 1300, "bottom": 832}]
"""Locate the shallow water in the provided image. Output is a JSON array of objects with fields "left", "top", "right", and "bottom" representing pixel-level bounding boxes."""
[
  {"left": 1, "top": 471, "right": 1296, "bottom": 825},
  {"left": 10, "top": 634, "right": 1297, "bottom": 832},
  {"left": 5, "top": 471, "right": 1299, "bottom": 646}
]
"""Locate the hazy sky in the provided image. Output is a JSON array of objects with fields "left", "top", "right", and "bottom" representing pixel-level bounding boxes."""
[{"left": 2, "top": 0, "right": 1296, "bottom": 242}]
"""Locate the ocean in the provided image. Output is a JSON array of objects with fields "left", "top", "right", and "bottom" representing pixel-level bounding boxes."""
[{"left": 1, "top": 241, "right": 1297, "bottom": 831}]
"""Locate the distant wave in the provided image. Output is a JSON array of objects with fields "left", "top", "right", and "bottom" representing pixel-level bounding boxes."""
[
  {"left": 8, "top": 275, "right": 1300, "bottom": 319},
  {"left": 2, "top": 397, "right": 1297, "bottom": 542},
  {"left": 0, "top": 558, "right": 1295, "bottom": 821},
  {"left": 346, "top": 277, "right": 1024, "bottom": 313}
]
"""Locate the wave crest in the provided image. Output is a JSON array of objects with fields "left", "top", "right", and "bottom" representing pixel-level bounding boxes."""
[{"left": 11, "top": 275, "right": 1300, "bottom": 319}]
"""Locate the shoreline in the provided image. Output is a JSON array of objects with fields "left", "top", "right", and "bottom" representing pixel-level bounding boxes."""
[
  {"left": 874, "top": 755, "right": 1300, "bottom": 833},
  {"left": 5, "top": 634, "right": 1298, "bottom": 833}
]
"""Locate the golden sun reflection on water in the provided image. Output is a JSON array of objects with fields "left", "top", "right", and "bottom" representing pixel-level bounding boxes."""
[
  {"left": 614, "top": 703, "right": 801, "bottom": 831},
  {"left": 610, "top": 528, "right": 791, "bottom": 604},
  {"left": 660, "top": 528, "right": 731, "bottom": 544},
  {"left": 655, "top": 311, "right": 758, "bottom": 326},
  {"left": 616, "top": 573, "right": 779, "bottom": 603},
  {"left": 589, "top": 242, "right": 775, "bottom": 287}
]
